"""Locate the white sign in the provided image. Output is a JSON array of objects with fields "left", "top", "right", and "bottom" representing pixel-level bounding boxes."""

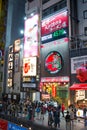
[
  {"left": 23, "top": 57, "right": 37, "bottom": 76},
  {"left": 23, "top": 83, "right": 36, "bottom": 88},
  {"left": 71, "top": 55, "right": 87, "bottom": 74},
  {"left": 76, "top": 90, "right": 85, "bottom": 101}
]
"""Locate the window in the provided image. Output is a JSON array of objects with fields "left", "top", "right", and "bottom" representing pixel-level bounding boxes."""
[
  {"left": 42, "top": 0, "right": 50, "bottom": 4},
  {"left": 42, "top": 0, "right": 66, "bottom": 18},
  {"left": 27, "top": 0, "right": 33, "bottom": 2},
  {"left": 83, "top": 10, "right": 87, "bottom": 19},
  {"left": 83, "top": 0, "right": 87, "bottom": 3},
  {"left": 84, "top": 27, "right": 87, "bottom": 35}
]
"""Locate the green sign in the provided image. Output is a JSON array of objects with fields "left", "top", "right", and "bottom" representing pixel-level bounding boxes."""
[{"left": 53, "top": 29, "right": 66, "bottom": 38}]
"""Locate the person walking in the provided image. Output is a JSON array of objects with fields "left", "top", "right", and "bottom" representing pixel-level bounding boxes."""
[
  {"left": 70, "top": 109, "right": 74, "bottom": 126},
  {"left": 65, "top": 111, "right": 71, "bottom": 130},
  {"left": 48, "top": 108, "right": 54, "bottom": 127},
  {"left": 61, "top": 103, "right": 65, "bottom": 117},
  {"left": 36, "top": 106, "right": 40, "bottom": 119},
  {"left": 53, "top": 107, "right": 60, "bottom": 128}
]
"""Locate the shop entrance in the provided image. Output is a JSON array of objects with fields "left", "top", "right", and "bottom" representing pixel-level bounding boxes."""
[{"left": 40, "top": 81, "right": 69, "bottom": 107}]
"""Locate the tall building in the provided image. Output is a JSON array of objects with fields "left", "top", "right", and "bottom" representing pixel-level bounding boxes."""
[
  {"left": 0, "top": 0, "right": 8, "bottom": 98},
  {"left": 24, "top": 0, "right": 71, "bottom": 104},
  {"left": 3, "top": 0, "right": 26, "bottom": 100},
  {"left": 70, "top": 0, "right": 87, "bottom": 106}
]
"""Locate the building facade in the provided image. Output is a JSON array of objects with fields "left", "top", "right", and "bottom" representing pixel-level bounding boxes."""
[{"left": 3, "top": 0, "right": 87, "bottom": 106}]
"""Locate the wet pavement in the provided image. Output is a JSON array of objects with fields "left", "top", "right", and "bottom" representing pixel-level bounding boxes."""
[{"left": 34, "top": 112, "right": 87, "bottom": 130}]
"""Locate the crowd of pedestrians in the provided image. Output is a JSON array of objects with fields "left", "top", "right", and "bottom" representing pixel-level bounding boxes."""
[{"left": 1, "top": 96, "right": 86, "bottom": 129}]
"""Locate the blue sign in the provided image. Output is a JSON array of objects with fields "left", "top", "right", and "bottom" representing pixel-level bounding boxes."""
[{"left": 8, "top": 122, "right": 28, "bottom": 130}]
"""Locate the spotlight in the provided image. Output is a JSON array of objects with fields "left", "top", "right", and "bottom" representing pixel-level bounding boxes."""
[
  {"left": 29, "top": 127, "right": 32, "bottom": 130},
  {"left": 21, "top": 124, "right": 23, "bottom": 127}
]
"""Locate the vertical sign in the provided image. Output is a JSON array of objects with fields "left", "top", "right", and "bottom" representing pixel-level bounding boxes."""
[
  {"left": 24, "top": 14, "right": 39, "bottom": 57},
  {"left": 7, "top": 45, "right": 13, "bottom": 87}
]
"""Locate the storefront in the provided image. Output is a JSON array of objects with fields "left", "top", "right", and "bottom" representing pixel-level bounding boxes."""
[
  {"left": 40, "top": 76, "right": 69, "bottom": 104},
  {"left": 69, "top": 83, "right": 87, "bottom": 109}
]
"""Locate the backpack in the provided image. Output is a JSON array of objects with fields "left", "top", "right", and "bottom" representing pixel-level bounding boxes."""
[
  {"left": 36, "top": 107, "right": 40, "bottom": 113},
  {"left": 56, "top": 110, "right": 60, "bottom": 117},
  {"left": 65, "top": 115, "right": 71, "bottom": 122}
]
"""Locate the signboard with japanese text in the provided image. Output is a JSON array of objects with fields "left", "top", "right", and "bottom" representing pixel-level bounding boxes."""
[
  {"left": 14, "top": 39, "right": 20, "bottom": 53},
  {"left": 9, "top": 45, "right": 13, "bottom": 53},
  {"left": 76, "top": 90, "right": 85, "bottom": 101},
  {"left": 7, "top": 45, "right": 13, "bottom": 87},
  {"left": 41, "top": 10, "right": 68, "bottom": 43},
  {"left": 23, "top": 57, "right": 37, "bottom": 76}
]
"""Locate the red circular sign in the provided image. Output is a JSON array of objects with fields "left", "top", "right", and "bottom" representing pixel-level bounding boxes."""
[{"left": 45, "top": 51, "right": 63, "bottom": 74}]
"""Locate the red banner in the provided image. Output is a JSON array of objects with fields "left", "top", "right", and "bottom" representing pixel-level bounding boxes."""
[
  {"left": 41, "top": 10, "right": 68, "bottom": 36},
  {"left": 52, "top": 85, "right": 56, "bottom": 97},
  {"left": 0, "top": 119, "right": 8, "bottom": 130}
]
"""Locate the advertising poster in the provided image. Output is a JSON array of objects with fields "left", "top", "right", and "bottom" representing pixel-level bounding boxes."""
[
  {"left": 41, "top": 10, "right": 68, "bottom": 43},
  {"left": 8, "top": 122, "right": 27, "bottom": 130},
  {"left": 0, "top": 119, "right": 8, "bottom": 130},
  {"left": 24, "top": 14, "right": 39, "bottom": 57},
  {"left": 71, "top": 55, "right": 87, "bottom": 74},
  {"left": 23, "top": 57, "right": 37, "bottom": 76}
]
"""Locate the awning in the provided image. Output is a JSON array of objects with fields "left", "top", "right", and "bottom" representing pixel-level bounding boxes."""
[{"left": 69, "top": 83, "right": 87, "bottom": 90}]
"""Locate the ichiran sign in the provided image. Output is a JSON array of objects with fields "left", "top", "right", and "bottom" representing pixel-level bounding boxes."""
[{"left": 41, "top": 10, "right": 68, "bottom": 43}]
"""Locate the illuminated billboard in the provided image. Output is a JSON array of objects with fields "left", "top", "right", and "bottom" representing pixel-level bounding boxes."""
[
  {"left": 23, "top": 57, "right": 37, "bottom": 76},
  {"left": 24, "top": 14, "right": 39, "bottom": 57},
  {"left": 45, "top": 51, "right": 63, "bottom": 74},
  {"left": 41, "top": 10, "right": 68, "bottom": 43},
  {"left": 7, "top": 45, "right": 13, "bottom": 87},
  {"left": 41, "top": 37, "right": 70, "bottom": 77}
]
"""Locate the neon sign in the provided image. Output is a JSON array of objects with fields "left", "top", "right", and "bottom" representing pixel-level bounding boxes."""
[
  {"left": 42, "top": 11, "right": 68, "bottom": 36},
  {"left": 45, "top": 51, "right": 63, "bottom": 74},
  {"left": 41, "top": 28, "right": 67, "bottom": 43}
]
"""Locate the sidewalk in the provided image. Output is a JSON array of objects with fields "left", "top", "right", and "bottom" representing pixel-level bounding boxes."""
[{"left": 33, "top": 112, "right": 87, "bottom": 130}]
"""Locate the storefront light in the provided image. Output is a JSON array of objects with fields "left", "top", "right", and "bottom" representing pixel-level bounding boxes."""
[
  {"left": 58, "top": 82, "right": 61, "bottom": 85},
  {"left": 64, "top": 82, "right": 66, "bottom": 85}
]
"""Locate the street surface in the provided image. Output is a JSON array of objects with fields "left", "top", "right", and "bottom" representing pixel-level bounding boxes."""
[{"left": 34, "top": 112, "right": 87, "bottom": 130}]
